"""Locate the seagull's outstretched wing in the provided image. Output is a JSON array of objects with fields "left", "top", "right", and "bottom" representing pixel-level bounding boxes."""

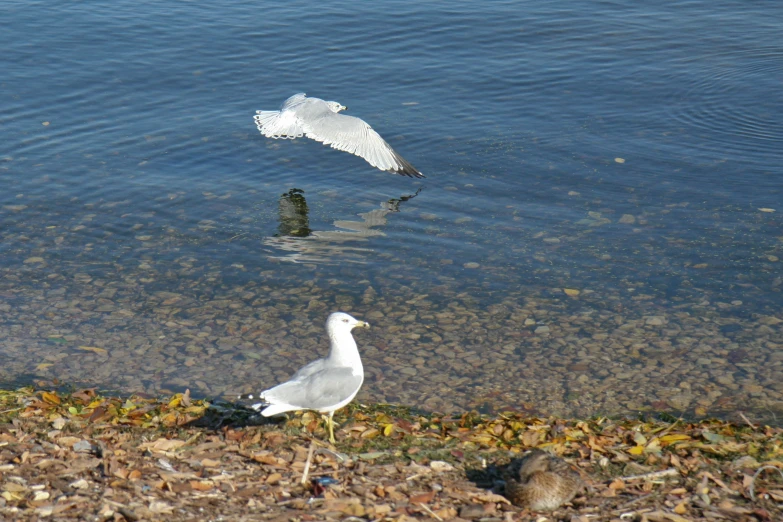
[{"left": 302, "top": 112, "right": 424, "bottom": 178}]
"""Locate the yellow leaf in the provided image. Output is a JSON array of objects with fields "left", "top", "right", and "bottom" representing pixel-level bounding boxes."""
[
  {"left": 1, "top": 491, "right": 24, "bottom": 501},
  {"left": 383, "top": 424, "right": 394, "bottom": 437},
  {"left": 36, "top": 363, "right": 54, "bottom": 371},
  {"left": 361, "top": 428, "right": 380, "bottom": 439},
  {"left": 87, "top": 399, "right": 104, "bottom": 409},
  {"left": 42, "top": 391, "right": 61, "bottom": 405},
  {"left": 660, "top": 434, "right": 691, "bottom": 444},
  {"left": 564, "top": 288, "right": 580, "bottom": 296},
  {"left": 628, "top": 445, "right": 645, "bottom": 455},
  {"left": 168, "top": 395, "right": 182, "bottom": 408},
  {"left": 470, "top": 434, "right": 495, "bottom": 444},
  {"left": 78, "top": 346, "right": 108, "bottom": 355}
]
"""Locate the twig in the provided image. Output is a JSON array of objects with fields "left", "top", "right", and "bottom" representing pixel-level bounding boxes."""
[
  {"left": 749, "top": 465, "right": 783, "bottom": 501},
  {"left": 620, "top": 508, "right": 653, "bottom": 519},
  {"left": 617, "top": 468, "right": 679, "bottom": 482},
  {"left": 651, "top": 417, "right": 681, "bottom": 439},
  {"left": 301, "top": 442, "right": 315, "bottom": 485},
  {"left": 314, "top": 446, "right": 348, "bottom": 462},
  {"left": 738, "top": 412, "right": 757, "bottom": 430},
  {"left": 417, "top": 502, "right": 444, "bottom": 521}
]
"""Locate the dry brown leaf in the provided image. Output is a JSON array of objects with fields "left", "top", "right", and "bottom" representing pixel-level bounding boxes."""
[
  {"left": 409, "top": 491, "right": 436, "bottom": 503},
  {"left": 521, "top": 430, "right": 539, "bottom": 447},
  {"left": 472, "top": 491, "right": 512, "bottom": 504},
  {"left": 140, "top": 438, "right": 187, "bottom": 452},
  {"left": 41, "top": 391, "right": 61, "bottom": 405},
  {"left": 189, "top": 480, "right": 213, "bottom": 491}
]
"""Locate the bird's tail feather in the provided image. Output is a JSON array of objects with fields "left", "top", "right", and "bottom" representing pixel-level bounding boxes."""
[
  {"left": 236, "top": 392, "right": 266, "bottom": 411},
  {"left": 254, "top": 110, "right": 303, "bottom": 139}
]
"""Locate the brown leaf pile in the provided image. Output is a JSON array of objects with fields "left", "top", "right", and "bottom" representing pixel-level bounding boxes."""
[{"left": 1, "top": 387, "right": 782, "bottom": 521}]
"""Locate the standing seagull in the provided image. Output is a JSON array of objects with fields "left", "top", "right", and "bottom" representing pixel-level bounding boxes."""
[
  {"left": 254, "top": 93, "right": 424, "bottom": 178},
  {"left": 239, "top": 312, "right": 370, "bottom": 443}
]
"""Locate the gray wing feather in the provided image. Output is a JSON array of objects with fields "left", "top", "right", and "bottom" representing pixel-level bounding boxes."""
[
  {"left": 263, "top": 367, "right": 362, "bottom": 411},
  {"left": 288, "top": 357, "right": 329, "bottom": 381},
  {"left": 281, "top": 93, "right": 308, "bottom": 110},
  {"left": 302, "top": 113, "right": 423, "bottom": 178}
]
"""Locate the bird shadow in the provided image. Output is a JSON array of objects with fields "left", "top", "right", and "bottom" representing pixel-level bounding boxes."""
[
  {"left": 464, "top": 459, "right": 508, "bottom": 494},
  {"left": 184, "top": 399, "right": 285, "bottom": 430}
]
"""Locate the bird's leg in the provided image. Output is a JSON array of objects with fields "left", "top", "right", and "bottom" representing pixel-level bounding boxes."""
[{"left": 328, "top": 411, "right": 336, "bottom": 444}]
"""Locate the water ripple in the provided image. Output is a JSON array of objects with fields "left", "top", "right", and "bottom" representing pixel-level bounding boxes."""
[{"left": 669, "top": 48, "right": 783, "bottom": 165}]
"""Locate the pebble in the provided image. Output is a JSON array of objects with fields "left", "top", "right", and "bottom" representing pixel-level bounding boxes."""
[
  {"left": 73, "top": 440, "right": 94, "bottom": 453},
  {"left": 459, "top": 504, "right": 489, "bottom": 519}
]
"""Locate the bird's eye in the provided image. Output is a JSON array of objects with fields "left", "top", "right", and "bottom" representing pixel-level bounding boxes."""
[{"left": 342, "top": 319, "right": 348, "bottom": 323}]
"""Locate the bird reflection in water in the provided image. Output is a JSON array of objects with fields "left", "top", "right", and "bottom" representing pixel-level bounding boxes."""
[
  {"left": 276, "top": 188, "right": 312, "bottom": 237},
  {"left": 265, "top": 188, "right": 421, "bottom": 264}
]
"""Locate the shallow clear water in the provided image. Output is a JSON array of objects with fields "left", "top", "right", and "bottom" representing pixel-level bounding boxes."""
[{"left": 1, "top": 1, "right": 781, "bottom": 423}]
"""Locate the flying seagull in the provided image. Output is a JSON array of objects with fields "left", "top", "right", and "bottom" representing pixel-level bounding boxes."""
[
  {"left": 254, "top": 93, "right": 424, "bottom": 178},
  {"left": 238, "top": 312, "right": 370, "bottom": 443}
]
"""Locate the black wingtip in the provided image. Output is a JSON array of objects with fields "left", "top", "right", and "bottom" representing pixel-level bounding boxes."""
[{"left": 392, "top": 154, "right": 425, "bottom": 178}]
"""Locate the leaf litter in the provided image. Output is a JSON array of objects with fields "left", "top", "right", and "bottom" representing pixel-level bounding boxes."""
[{"left": 0, "top": 386, "right": 782, "bottom": 521}]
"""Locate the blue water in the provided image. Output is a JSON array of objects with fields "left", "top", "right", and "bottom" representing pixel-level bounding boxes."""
[{"left": 1, "top": 0, "right": 781, "bottom": 420}]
